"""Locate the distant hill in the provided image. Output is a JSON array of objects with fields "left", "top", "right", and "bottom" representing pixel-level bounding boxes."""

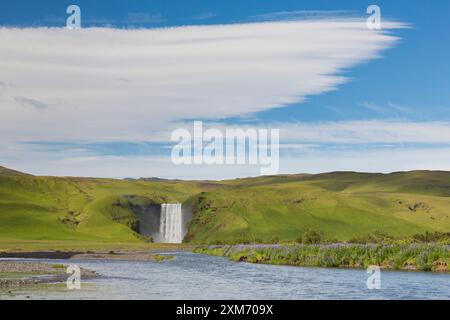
[
  {"left": 0, "top": 166, "right": 33, "bottom": 177},
  {"left": 1, "top": 166, "right": 450, "bottom": 246}
]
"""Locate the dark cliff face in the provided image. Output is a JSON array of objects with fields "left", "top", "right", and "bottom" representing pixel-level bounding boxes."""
[
  {"left": 115, "top": 195, "right": 164, "bottom": 241},
  {"left": 181, "top": 204, "right": 194, "bottom": 243},
  {"left": 133, "top": 204, "right": 161, "bottom": 238}
]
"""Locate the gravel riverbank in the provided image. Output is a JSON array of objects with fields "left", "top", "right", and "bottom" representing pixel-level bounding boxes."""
[{"left": 0, "top": 261, "right": 98, "bottom": 288}]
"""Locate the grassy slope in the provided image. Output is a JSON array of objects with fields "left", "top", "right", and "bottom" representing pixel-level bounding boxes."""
[
  {"left": 185, "top": 171, "right": 450, "bottom": 243},
  {"left": 1, "top": 166, "right": 450, "bottom": 248},
  {"left": 0, "top": 166, "right": 201, "bottom": 250}
]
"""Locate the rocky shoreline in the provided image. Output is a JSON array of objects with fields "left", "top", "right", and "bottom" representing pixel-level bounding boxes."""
[
  {"left": 0, "top": 250, "right": 175, "bottom": 261},
  {"left": 0, "top": 250, "right": 179, "bottom": 289},
  {"left": 0, "top": 261, "right": 98, "bottom": 288},
  {"left": 0, "top": 250, "right": 175, "bottom": 289}
]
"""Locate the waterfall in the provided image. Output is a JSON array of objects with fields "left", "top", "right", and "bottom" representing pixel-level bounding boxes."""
[
  {"left": 135, "top": 202, "right": 191, "bottom": 243},
  {"left": 159, "top": 203, "right": 183, "bottom": 243}
]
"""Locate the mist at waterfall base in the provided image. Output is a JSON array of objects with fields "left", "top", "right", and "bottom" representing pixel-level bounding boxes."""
[{"left": 137, "top": 203, "right": 191, "bottom": 244}]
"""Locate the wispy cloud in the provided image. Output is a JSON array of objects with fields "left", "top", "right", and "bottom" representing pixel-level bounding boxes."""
[
  {"left": 4, "top": 144, "right": 450, "bottom": 179},
  {"left": 280, "top": 120, "right": 450, "bottom": 144},
  {"left": 359, "top": 101, "right": 413, "bottom": 117},
  {"left": 13, "top": 96, "right": 50, "bottom": 111},
  {"left": 3, "top": 119, "right": 450, "bottom": 178},
  {"left": 247, "top": 10, "right": 354, "bottom": 22},
  {"left": 125, "top": 13, "right": 165, "bottom": 24},
  {"left": 192, "top": 12, "right": 217, "bottom": 21},
  {"left": 43, "top": 12, "right": 166, "bottom": 27}
]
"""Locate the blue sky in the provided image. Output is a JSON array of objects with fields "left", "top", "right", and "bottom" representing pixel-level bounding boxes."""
[{"left": 1, "top": 1, "right": 450, "bottom": 178}]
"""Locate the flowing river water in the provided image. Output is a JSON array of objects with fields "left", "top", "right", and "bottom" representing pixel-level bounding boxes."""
[{"left": 1, "top": 252, "right": 449, "bottom": 299}]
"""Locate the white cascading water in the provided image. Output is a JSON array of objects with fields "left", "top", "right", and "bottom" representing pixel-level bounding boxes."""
[{"left": 159, "top": 203, "right": 183, "bottom": 243}]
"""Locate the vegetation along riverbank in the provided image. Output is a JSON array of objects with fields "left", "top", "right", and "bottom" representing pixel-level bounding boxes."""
[{"left": 194, "top": 234, "right": 450, "bottom": 273}]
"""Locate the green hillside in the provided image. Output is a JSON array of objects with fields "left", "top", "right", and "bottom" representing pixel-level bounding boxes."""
[
  {"left": 0, "top": 166, "right": 201, "bottom": 249},
  {"left": 1, "top": 166, "right": 450, "bottom": 248},
  {"left": 184, "top": 171, "right": 450, "bottom": 243}
]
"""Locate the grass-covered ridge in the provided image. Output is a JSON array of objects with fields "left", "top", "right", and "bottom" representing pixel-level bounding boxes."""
[{"left": 1, "top": 166, "right": 450, "bottom": 249}]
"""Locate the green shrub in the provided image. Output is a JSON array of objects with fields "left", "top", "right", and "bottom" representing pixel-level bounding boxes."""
[
  {"left": 302, "top": 228, "right": 323, "bottom": 244},
  {"left": 349, "top": 230, "right": 393, "bottom": 244},
  {"left": 413, "top": 231, "right": 450, "bottom": 243},
  {"left": 270, "top": 236, "right": 280, "bottom": 244}
]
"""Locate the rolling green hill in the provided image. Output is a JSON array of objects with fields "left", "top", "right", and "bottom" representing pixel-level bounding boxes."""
[
  {"left": 185, "top": 171, "right": 450, "bottom": 243},
  {"left": 1, "top": 166, "right": 450, "bottom": 248},
  {"left": 0, "top": 166, "right": 202, "bottom": 249}
]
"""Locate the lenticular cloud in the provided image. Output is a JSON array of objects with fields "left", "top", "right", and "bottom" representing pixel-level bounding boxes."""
[{"left": 0, "top": 19, "right": 403, "bottom": 142}]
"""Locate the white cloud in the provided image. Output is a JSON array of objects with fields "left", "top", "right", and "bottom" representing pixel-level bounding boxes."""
[
  {"left": 164, "top": 120, "right": 450, "bottom": 145},
  {"left": 0, "top": 19, "right": 403, "bottom": 144},
  {"left": 4, "top": 146, "right": 450, "bottom": 180},
  {"left": 280, "top": 147, "right": 450, "bottom": 175},
  {"left": 278, "top": 121, "right": 450, "bottom": 144}
]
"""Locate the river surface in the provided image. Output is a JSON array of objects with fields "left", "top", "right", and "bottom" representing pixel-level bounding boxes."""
[{"left": 1, "top": 252, "right": 449, "bottom": 299}]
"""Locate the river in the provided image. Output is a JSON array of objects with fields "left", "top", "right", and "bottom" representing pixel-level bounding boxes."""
[{"left": 1, "top": 252, "right": 449, "bottom": 299}]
